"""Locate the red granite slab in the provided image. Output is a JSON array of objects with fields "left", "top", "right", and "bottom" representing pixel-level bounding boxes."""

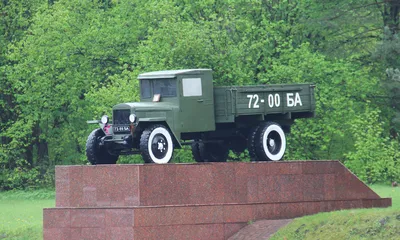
[
  {"left": 301, "top": 161, "right": 338, "bottom": 174},
  {"left": 70, "top": 209, "right": 106, "bottom": 228},
  {"left": 302, "top": 174, "right": 325, "bottom": 201},
  {"left": 267, "top": 161, "right": 303, "bottom": 175},
  {"left": 274, "top": 202, "right": 304, "bottom": 219},
  {"left": 362, "top": 198, "right": 392, "bottom": 208},
  {"left": 334, "top": 171, "right": 379, "bottom": 200},
  {"left": 44, "top": 196, "right": 391, "bottom": 240},
  {"left": 43, "top": 209, "right": 70, "bottom": 228},
  {"left": 133, "top": 224, "right": 225, "bottom": 240},
  {"left": 134, "top": 205, "right": 224, "bottom": 226},
  {"left": 56, "top": 165, "right": 141, "bottom": 208},
  {"left": 254, "top": 203, "right": 276, "bottom": 220},
  {"left": 105, "top": 227, "right": 134, "bottom": 240},
  {"left": 224, "top": 223, "right": 248, "bottom": 239},
  {"left": 223, "top": 204, "right": 255, "bottom": 223},
  {"left": 323, "top": 174, "right": 336, "bottom": 200},
  {"left": 191, "top": 205, "right": 224, "bottom": 224},
  {"left": 105, "top": 209, "right": 134, "bottom": 227},
  {"left": 70, "top": 228, "right": 106, "bottom": 240},
  {"left": 46, "top": 161, "right": 392, "bottom": 240},
  {"left": 43, "top": 228, "right": 70, "bottom": 240},
  {"left": 55, "top": 167, "right": 70, "bottom": 207},
  {"left": 55, "top": 161, "right": 385, "bottom": 208},
  {"left": 302, "top": 201, "right": 322, "bottom": 215},
  {"left": 68, "top": 167, "right": 83, "bottom": 207}
]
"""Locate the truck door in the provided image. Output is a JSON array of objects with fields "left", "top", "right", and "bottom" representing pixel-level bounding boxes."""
[{"left": 179, "top": 75, "right": 216, "bottom": 132}]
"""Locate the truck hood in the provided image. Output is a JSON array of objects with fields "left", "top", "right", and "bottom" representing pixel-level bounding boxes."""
[{"left": 113, "top": 102, "right": 176, "bottom": 112}]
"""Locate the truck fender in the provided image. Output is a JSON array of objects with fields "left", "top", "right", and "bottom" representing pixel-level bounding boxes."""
[
  {"left": 137, "top": 119, "right": 182, "bottom": 148},
  {"left": 86, "top": 120, "right": 111, "bottom": 135}
]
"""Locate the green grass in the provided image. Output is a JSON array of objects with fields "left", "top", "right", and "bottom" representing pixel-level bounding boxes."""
[
  {"left": 371, "top": 184, "right": 400, "bottom": 209},
  {"left": 0, "top": 189, "right": 54, "bottom": 240},
  {"left": 270, "top": 184, "right": 400, "bottom": 240}
]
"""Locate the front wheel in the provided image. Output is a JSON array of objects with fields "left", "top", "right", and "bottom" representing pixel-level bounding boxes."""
[
  {"left": 140, "top": 125, "right": 174, "bottom": 164},
  {"left": 255, "top": 122, "right": 286, "bottom": 161},
  {"left": 86, "top": 128, "right": 119, "bottom": 165}
]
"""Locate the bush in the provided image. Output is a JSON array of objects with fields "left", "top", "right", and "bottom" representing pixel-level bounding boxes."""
[
  {"left": 0, "top": 160, "right": 54, "bottom": 190},
  {"left": 345, "top": 104, "right": 400, "bottom": 184}
]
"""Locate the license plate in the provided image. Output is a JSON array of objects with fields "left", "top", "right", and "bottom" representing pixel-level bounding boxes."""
[{"left": 113, "top": 126, "right": 130, "bottom": 132}]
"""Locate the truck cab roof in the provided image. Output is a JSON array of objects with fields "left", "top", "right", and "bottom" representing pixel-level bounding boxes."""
[{"left": 138, "top": 69, "right": 212, "bottom": 79}]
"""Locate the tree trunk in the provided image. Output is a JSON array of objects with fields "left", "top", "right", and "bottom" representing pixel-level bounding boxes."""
[
  {"left": 37, "top": 139, "right": 49, "bottom": 164},
  {"left": 32, "top": 122, "right": 49, "bottom": 166},
  {"left": 26, "top": 143, "right": 34, "bottom": 166},
  {"left": 383, "top": 0, "right": 400, "bottom": 34}
]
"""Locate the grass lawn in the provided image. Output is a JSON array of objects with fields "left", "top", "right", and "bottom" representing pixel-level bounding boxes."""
[
  {"left": 0, "top": 189, "right": 54, "bottom": 240},
  {"left": 271, "top": 184, "right": 400, "bottom": 240}
]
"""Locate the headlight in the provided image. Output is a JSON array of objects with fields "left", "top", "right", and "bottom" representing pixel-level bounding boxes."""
[
  {"left": 101, "top": 115, "right": 109, "bottom": 124},
  {"left": 129, "top": 113, "right": 136, "bottom": 123}
]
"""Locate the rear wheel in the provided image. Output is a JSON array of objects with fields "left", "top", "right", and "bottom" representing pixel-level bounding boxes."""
[
  {"left": 255, "top": 122, "right": 286, "bottom": 161},
  {"left": 191, "top": 141, "right": 229, "bottom": 162},
  {"left": 247, "top": 125, "right": 261, "bottom": 161},
  {"left": 140, "top": 125, "right": 174, "bottom": 164},
  {"left": 86, "top": 128, "right": 118, "bottom": 165},
  {"left": 191, "top": 141, "right": 204, "bottom": 162}
]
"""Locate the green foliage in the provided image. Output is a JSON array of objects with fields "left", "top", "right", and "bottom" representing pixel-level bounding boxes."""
[
  {"left": 263, "top": 44, "right": 380, "bottom": 160},
  {"left": 345, "top": 105, "right": 400, "bottom": 183},
  {"left": 1, "top": 0, "right": 400, "bottom": 189},
  {"left": 172, "top": 147, "right": 196, "bottom": 164},
  {"left": 0, "top": 188, "right": 55, "bottom": 200},
  {"left": 374, "top": 30, "right": 400, "bottom": 134},
  {"left": 0, "top": 160, "right": 54, "bottom": 190}
]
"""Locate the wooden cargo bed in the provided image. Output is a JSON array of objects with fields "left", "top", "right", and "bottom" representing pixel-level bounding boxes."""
[{"left": 214, "top": 84, "right": 316, "bottom": 123}]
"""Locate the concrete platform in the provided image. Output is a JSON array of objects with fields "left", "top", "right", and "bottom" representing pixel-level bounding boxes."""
[{"left": 44, "top": 161, "right": 391, "bottom": 240}]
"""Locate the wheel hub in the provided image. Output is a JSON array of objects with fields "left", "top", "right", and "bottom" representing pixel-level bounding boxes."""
[
  {"left": 268, "top": 137, "right": 276, "bottom": 152},
  {"left": 152, "top": 134, "right": 168, "bottom": 159},
  {"left": 266, "top": 132, "right": 281, "bottom": 154},
  {"left": 269, "top": 139, "right": 275, "bottom": 147},
  {"left": 157, "top": 142, "right": 164, "bottom": 152}
]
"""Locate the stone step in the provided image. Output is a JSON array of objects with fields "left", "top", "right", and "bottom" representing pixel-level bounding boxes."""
[
  {"left": 55, "top": 161, "right": 380, "bottom": 208},
  {"left": 44, "top": 198, "right": 390, "bottom": 240}
]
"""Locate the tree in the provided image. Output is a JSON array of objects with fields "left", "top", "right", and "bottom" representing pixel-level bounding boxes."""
[
  {"left": 1, "top": 0, "right": 399, "bottom": 189},
  {"left": 261, "top": 44, "right": 382, "bottom": 160}
]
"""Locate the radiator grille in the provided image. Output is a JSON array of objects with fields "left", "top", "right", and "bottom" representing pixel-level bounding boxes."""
[{"left": 113, "top": 109, "right": 130, "bottom": 125}]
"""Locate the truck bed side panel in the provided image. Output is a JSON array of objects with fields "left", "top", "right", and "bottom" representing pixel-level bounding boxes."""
[{"left": 214, "top": 84, "right": 315, "bottom": 123}]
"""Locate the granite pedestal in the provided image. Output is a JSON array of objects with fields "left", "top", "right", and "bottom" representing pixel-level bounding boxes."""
[{"left": 43, "top": 161, "right": 391, "bottom": 240}]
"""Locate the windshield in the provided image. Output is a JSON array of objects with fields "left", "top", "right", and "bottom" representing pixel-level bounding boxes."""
[{"left": 141, "top": 79, "right": 177, "bottom": 98}]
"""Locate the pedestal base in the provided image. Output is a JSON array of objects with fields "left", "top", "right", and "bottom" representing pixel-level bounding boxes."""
[{"left": 44, "top": 161, "right": 391, "bottom": 240}]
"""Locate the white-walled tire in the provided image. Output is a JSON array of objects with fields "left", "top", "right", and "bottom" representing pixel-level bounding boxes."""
[
  {"left": 140, "top": 125, "right": 174, "bottom": 164},
  {"left": 255, "top": 122, "right": 286, "bottom": 161}
]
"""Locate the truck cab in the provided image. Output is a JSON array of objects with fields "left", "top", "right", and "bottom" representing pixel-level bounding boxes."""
[
  {"left": 137, "top": 69, "right": 216, "bottom": 134},
  {"left": 86, "top": 69, "right": 217, "bottom": 164}
]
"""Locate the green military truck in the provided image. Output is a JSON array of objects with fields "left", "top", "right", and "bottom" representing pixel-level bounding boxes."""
[{"left": 86, "top": 69, "right": 315, "bottom": 164}]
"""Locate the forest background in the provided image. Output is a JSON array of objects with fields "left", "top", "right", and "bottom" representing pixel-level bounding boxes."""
[{"left": 1, "top": 0, "right": 399, "bottom": 190}]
